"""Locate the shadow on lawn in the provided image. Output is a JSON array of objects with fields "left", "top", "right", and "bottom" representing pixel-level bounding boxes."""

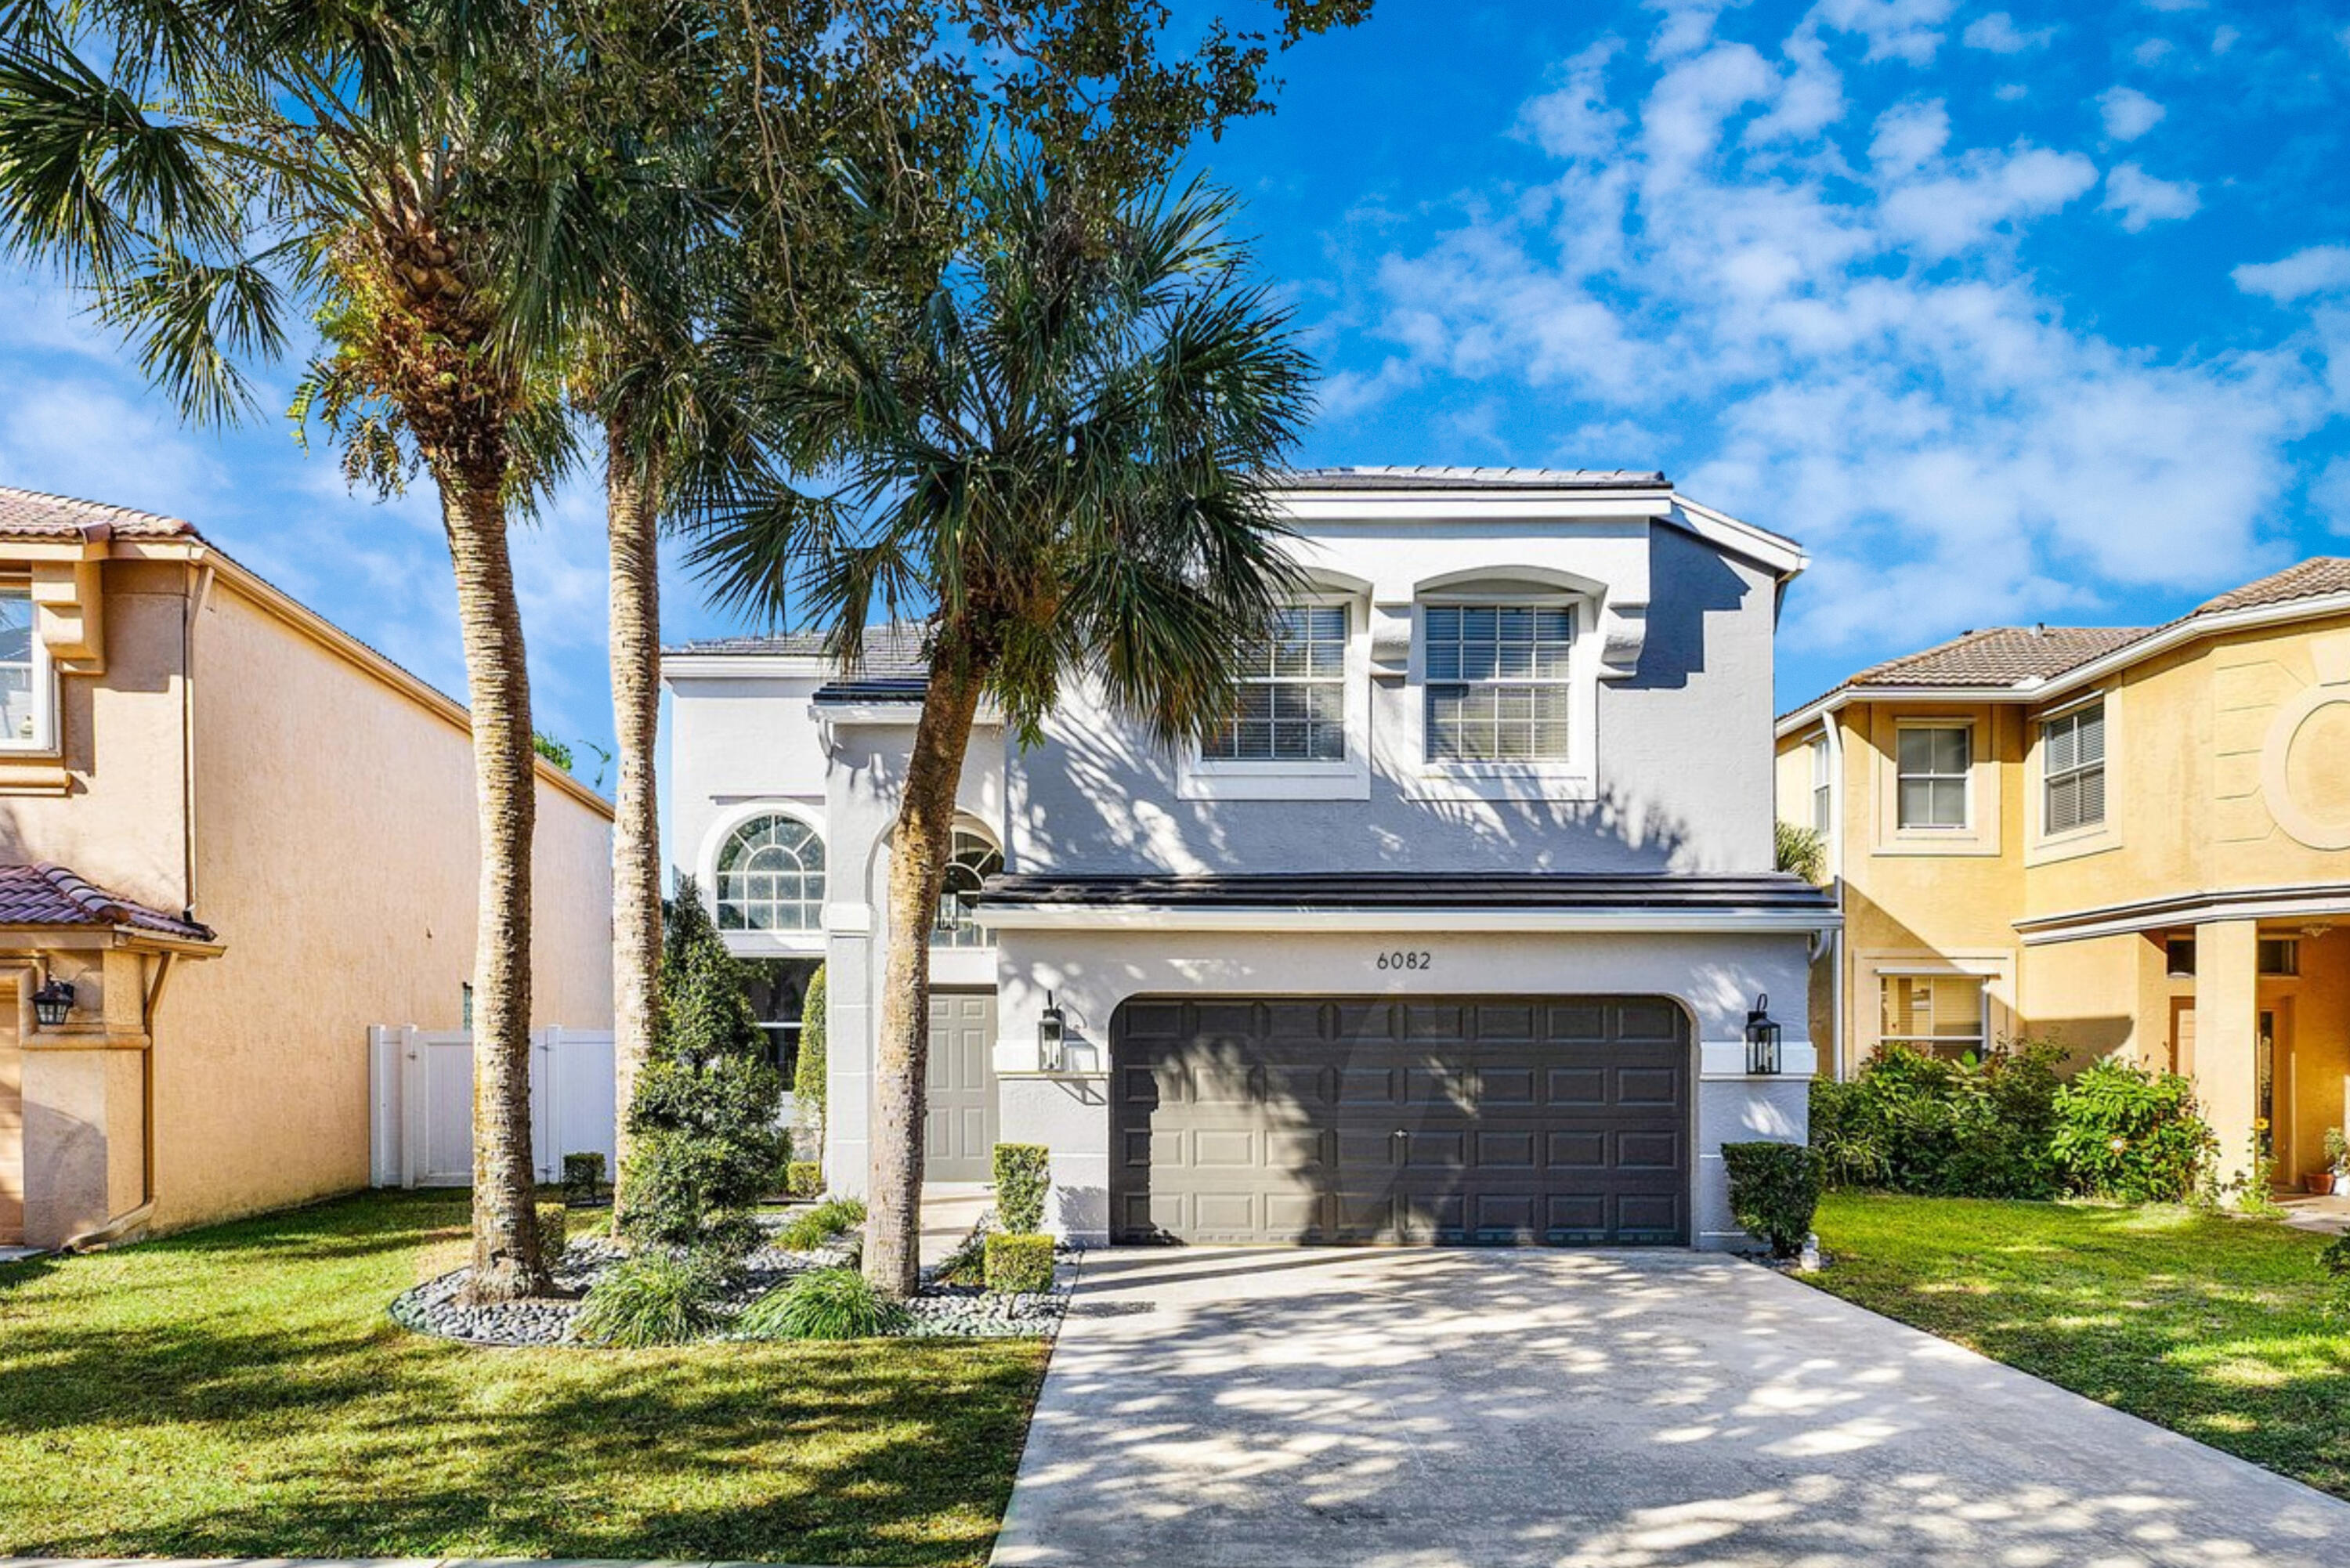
[{"left": 0, "top": 1190, "right": 1041, "bottom": 1567}]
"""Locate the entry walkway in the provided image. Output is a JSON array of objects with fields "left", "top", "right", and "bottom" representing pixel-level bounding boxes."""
[{"left": 993, "top": 1246, "right": 2350, "bottom": 1566}]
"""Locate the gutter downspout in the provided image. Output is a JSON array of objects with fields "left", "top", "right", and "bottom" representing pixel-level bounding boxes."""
[{"left": 1824, "top": 711, "right": 1848, "bottom": 1083}]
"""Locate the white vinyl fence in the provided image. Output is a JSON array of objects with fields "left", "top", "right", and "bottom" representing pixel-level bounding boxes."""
[{"left": 369, "top": 1025, "right": 616, "bottom": 1188}]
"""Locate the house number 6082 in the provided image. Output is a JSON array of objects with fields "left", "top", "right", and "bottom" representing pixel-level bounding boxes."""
[{"left": 1376, "top": 950, "right": 1433, "bottom": 971}]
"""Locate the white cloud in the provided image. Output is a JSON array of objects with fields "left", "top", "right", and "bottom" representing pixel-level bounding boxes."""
[
  {"left": 2234, "top": 247, "right": 2350, "bottom": 302},
  {"left": 2141, "top": 0, "right": 2205, "bottom": 10},
  {"left": 2098, "top": 86, "right": 2166, "bottom": 141},
  {"left": 2101, "top": 163, "right": 2201, "bottom": 231},
  {"left": 1809, "top": 0, "right": 1957, "bottom": 66},
  {"left": 1330, "top": 23, "right": 2330, "bottom": 652},
  {"left": 1994, "top": 82, "right": 2028, "bottom": 101},
  {"left": 2211, "top": 24, "right": 2238, "bottom": 54},
  {"left": 2132, "top": 38, "right": 2175, "bottom": 66},
  {"left": 1960, "top": 13, "right": 2054, "bottom": 53},
  {"left": 0, "top": 378, "right": 227, "bottom": 511}
]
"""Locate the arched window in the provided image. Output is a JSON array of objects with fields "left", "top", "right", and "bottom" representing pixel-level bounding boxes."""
[
  {"left": 715, "top": 814, "right": 826, "bottom": 931},
  {"left": 931, "top": 826, "right": 1003, "bottom": 948}
]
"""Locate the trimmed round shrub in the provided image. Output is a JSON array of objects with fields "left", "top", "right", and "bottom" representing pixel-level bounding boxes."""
[
  {"left": 573, "top": 1251, "right": 732, "bottom": 1347},
  {"left": 533, "top": 1201, "right": 569, "bottom": 1264},
  {"left": 775, "top": 1197, "right": 866, "bottom": 1252},
  {"left": 1721, "top": 1141, "right": 1821, "bottom": 1259},
  {"left": 785, "top": 1161, "right": 823, "bottom": 1199},
  {"left": 984, "top": 1232, "right": 1055, "bottom": 1294},
  {"left": 2051, "top": 1059, "right": 2216, "bottom": 1202},
  {"left": 739, "top": 1267, "right": 908, "bottom": 1340}
]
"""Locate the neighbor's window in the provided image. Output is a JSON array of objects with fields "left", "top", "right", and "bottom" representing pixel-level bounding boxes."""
[
  {"left": 1810, "top": 736, "right": 1833, "bottom": 835},
  {"left": 2165, "top": 934, "right": 2196, "bottom": 979},
  {"left": 2258, "top": 938, "right": 2301, "bottom": 977},
  {"left": 1424, "top": 604, "right": 1573, "bottom": 763},
  {"left": 931, "top": 826, "right": 1004, "bottom": 948},
  {"left": 2041, "top": 700, "right": 2106, "bottom": 834},
  {"left": 716, "top": 814, "right": 826, "bottom": 931},
  {"left": 0, "top": 582, "right": 49, "bottom": 749},
  {"left": 1895, "top": 724, "right": 1971, "bottom": 829},
  {"left": 1202, "top": 603, "right": 1348, "bottom": 763},
  {"left": 1878, "top": 974, "right": 1987, "bottom": 1058}
]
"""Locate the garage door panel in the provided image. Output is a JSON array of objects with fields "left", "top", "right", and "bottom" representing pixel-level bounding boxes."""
[{"left": 1112, "top": 994, "right": 1689, "bottom": 1246}]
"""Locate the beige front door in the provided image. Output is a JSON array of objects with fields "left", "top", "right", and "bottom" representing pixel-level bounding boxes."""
[
  {"left": 924, "top": 991, "right": 999, "bottom": 1183},
  {"left": 2168, "top": 997, "right": 2196, "bottom": 1077}
]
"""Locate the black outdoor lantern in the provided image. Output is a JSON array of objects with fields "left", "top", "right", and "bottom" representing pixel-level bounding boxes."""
[
  {"left": 1038, "top": 991, "right": 1066, "bottom": 1071},
  {"left": 1745, "top": 992, "right": 1782, "bottom": 1075},
  {"left": 32, "top": 976, "right": 74, "bottom": 1028}
]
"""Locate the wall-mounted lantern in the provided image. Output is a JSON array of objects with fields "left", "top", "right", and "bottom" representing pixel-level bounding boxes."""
[
  {"left": 1745, "top": 993, "right": 1782, "bottom": 1075},
  {"left": 32, "top": 976, "right": 75, "bottom": 1028},
  {"left": 1039, "top": 991, "right": 1065, "bottom": 1072}
]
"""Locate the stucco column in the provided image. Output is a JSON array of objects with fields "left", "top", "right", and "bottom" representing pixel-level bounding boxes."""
[{"left": 2196, "top": 919, "right": 2261, "bottom": 1190}]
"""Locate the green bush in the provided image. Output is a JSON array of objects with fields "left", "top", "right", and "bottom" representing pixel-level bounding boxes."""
[
  {"left": 1721, "top": 1142, "right": 1821, "bottom": 1259},
  {"left": 992, "top": 1143, "right": 1050, "bottom": 1234},
  {"left": 775, "top": 1197, "right": 866, "bottom": 1252},
  {"left": 1774, "top": 820, "right": 1826, "bottom": 884},
  {"left": 534, "top": 1201, "right": 569, "bottom": 1263},
  {"left": 794, "top": 963, "right": 827, "bottom": 1145},
  {"left": 562, "top": 1151, "right": 606, "bottom": 1205},
  {"left": 1808, "top": 1040, "right": 2064, "bottom": 1198},
  {"left": 622, "top": 877, "right": 790, "bottom": 1259},
  {"left": 739, "top": 1266, "right": 908, "bottom": 1339},
  {"left": 2050, "top": 1058, "right": 2216, "bottom": 1202},
  {"left": 984, "top": 1232, "right": 1056, "bottom": 1294},
  {"left": 573, "top": 1251, "right": 731, "bottom": 1346},
  {"left": 785, "top": 1161, "right": 823, "bottom": 1199}
]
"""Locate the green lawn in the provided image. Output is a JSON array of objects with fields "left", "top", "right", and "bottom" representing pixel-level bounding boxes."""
[
  {"left": 0, "top": 1190, "right": 1047, "bottom": 1566},
  {"left": 1810, "top": 1191, "right": 2350, "bottom": 1500}
]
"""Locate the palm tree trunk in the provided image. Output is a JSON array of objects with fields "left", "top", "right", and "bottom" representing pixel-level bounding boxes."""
[
  {"left": 606, "top": 417, "right": 663, "bottom": 1228},
  {"left": 866, "top": 656, "right": 985, "bottom": 1300},
  {"left": 445, "top": 477, "right": 549, "bottom": 1303}
]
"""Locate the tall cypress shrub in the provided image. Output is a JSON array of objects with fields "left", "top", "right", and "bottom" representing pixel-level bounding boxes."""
[
  {"left": 620, "top": 877, "right": 788, "bottom": 1256},
  {"left": 794, "top": 963, "right": 828, "bottom": 1162}
]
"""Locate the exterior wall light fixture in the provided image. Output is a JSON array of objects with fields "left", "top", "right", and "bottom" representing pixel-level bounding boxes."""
[
  {"left": 1745, "top": 993, "right": 1782, "bottom": 1075},
  {"left": 33, "top": 976, "right": 75, "bottom": 1028},
  {"left": 1039, "top": 991, "right": 1065, "bottom": 1071}
]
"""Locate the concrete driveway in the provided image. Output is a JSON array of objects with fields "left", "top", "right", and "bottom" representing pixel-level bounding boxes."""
[{"left": 992, "top": 1248, "right": 2350, "bottom": 1567}]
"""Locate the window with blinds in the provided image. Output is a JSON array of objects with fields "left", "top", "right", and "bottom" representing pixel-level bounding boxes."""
[
  {"left": 1202, "top": 604, "right": 1350, "bottom": 763},
  {"left": 1423, "top": 604, "right": 1574, "bottom": 763},
  {"left": 1878, "top": 974, "right": 1987, "bottom": 1059},
  {"left": 2042, "top": 699, "right": 2106, "bottom": 834}
]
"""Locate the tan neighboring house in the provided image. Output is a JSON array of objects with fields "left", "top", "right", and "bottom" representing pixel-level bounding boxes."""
[
  {"left": 0, "top": 487, "right": 613, "bottom": 1250},
  {"left": 1777, "top": 558, "right": 2350, "bottom": 1189}
]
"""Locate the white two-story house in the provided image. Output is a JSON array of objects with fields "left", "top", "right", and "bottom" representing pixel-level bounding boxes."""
[{"left": 664, "top": 468, "right": 1835, "bottom": 1249}]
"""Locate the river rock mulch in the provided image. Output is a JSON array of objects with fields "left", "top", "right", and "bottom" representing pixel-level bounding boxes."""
[{"left": 390, "top": 1228, "right": 1072, "bottom": 1347}]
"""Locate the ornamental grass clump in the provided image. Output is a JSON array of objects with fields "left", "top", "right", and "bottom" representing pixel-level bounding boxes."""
[
  {"left": 739, "top": 1267, "right": 908, "bottom": 1340},
  {"left": 775, "top": 1198, "right": 866, "bottom": 1252},
  {"left": 573, "top": 1251, "right": 732, "bottom": 1347}
]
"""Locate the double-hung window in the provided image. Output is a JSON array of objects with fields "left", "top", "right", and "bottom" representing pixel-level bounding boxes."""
[
  {"left": 1202, "top": 603, "right": 1348, "bottom": 764},
  {"left": 1878, "top": 974, "right": 1987, "bottom": 1060},
  {"left": 1424, "top": 604, "right": 1573, "bottom": 763},
  {"left": 0, "top": 582, "right": 49, "bottom": 750},
  {"left": 1810, "top": 737, "right": 1833, "bottom": 834},
  {"left": 2041, "top": 699, "right": 2106, "bottom": 834},
  {"left": 1895, "top": 724, "right": 1970, "bottom": 829}
]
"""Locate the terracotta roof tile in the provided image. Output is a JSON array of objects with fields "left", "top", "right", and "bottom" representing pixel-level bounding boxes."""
[
  {"left": 0, "top": 486, "right": 200, "bottom": 540},
  {"left": 0, "top": 863, "right": 213, "bottom": 941},
  {"left": 2189, "top": 558, "right": 2350, "bottom": 617}
]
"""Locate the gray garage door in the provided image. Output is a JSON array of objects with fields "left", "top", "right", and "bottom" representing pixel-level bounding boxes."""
[{"left": 1111, "top": 995, "right": 1689, "bottom": 1245}]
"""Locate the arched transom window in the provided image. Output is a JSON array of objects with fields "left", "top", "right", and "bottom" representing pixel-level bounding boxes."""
[
  {"left": 716, "top": 815, "right": 826, "bottom": 931},
  {"left": 931, "top": 826, "right": 1004, "bottom": 948}
]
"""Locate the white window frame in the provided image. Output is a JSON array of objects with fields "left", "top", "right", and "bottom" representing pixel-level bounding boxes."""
[
  {"left": 1810, "top": 735, "right": 1833, "bottom": 836},
  {"left": 0, "top": 580, "right": 56, "bottom": 753},
  {"left": 698, "top": 801, "right": 830, "bottom": 954},
  {"left": 1401, "top": 592, "right": 1598, "bottom": 803},
  {"left": 931, "top": 823, "right": 1003, "bottom": 950},
  {"left": 1893, "top": 721, "right": 1972, "bottom": 832},
  {"left": 2039, "top": 695, "right": 2107, "bottom": 838},
  {"left": 1875, "top": 970, "right": 1990, "bottom": 1057},
  {"left": 1179, "top": 591, "right": 1370, "bottom": 800}
]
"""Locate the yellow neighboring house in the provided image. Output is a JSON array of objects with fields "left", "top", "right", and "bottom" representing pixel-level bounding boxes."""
[
  {"left": 1776, "top": 558, "right": 2350, "bottom": 1190},
  {"left": 0, "top": 487, "right": 613, "bottom": 1250}
]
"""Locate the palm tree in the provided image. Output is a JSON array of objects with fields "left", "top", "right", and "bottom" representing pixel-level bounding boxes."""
[
  {"left": 693, "top": 154, "right": 1317, "bottom": 1295},
  {"left": 0, "top": 0, "right": 592, "bottom": 1299}
]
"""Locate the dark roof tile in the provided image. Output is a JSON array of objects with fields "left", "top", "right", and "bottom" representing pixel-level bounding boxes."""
[{"left": 0, "top": 863, "right": 214, "bottom": 941}]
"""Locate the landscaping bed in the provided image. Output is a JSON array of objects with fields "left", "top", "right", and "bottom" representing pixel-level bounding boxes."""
[
  {"left": 392, "top": 1225, "right": 1068, "bottom": 1346},
  {"left": 0, "top": 1189, "right": 1048, "bottom": 1566},
  {"left": 1808, "top": 1190, "right": 2350, "bottom": 1503}
]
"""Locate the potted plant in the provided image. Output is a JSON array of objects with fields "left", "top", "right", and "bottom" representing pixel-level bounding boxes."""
[{"left": 2308, "top": 1129, "right": 2349, "bottom": 1195}]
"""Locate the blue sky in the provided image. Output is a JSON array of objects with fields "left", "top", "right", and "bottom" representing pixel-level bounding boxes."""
[{"left": 3, "top": 0, "right": 2348, "bottom": 778}]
